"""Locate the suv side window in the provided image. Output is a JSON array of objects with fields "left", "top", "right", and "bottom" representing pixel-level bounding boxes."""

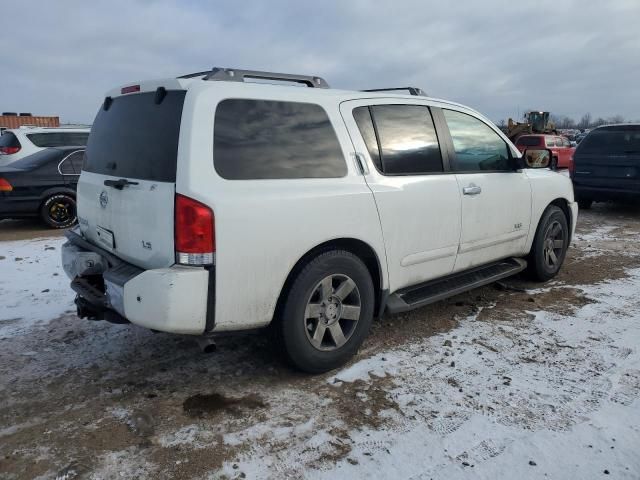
[
  {"left": 214, "top": 99, "right": 346, "bottom": 180},
  {"left": 352, "top": 107, "right": 382, "bottom": 172},
  {"left": 27, "top": 132, "right": 90, "bottom": 147},
  {"left": 545, "top": 137, "right": 556, "bottom": 148},
  {"left": 443, "top": 109, "right": 510, "bottom": 171},
  {"left": 362, "top": 105, "right": 443, "bottom": 175}
]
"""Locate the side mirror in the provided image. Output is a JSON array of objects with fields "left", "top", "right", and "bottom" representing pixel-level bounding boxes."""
[{"left": 522, "top": 148, "right": 552, "bottom": 169}]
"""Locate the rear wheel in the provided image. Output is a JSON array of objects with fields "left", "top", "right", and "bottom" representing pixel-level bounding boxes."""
[
  {"left": 40, "top": 194, "right": 77, "bottom": 229},
  {"left": 278, "top": 250, "right": 374, "bottom": 373},
  {"left": 526, "top": 205, "right": 569, "bottom": 282}
]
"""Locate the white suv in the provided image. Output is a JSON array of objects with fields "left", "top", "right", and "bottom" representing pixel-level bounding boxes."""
[
  {"left": 0, "top": 127, "right": 90, "bottom": 166},
  {"left": 61, "top": 68, "right": 577, "bottom": 373}
]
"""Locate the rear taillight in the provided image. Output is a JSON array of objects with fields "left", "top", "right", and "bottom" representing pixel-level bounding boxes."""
[
  {"left": 175, "top": 194, "right": 215, "bottom": 265},
  {"left": 0, "top": 178, "right": 12, "bottom": 192},
  {"left": 0, "top": 146, "right": 20, "bottom": 155}
]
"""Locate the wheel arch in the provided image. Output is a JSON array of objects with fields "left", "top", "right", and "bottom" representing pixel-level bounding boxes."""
[
  {"left": 549, "top": 197, "right": 573, "bottom": 242},
  {"left": 273, "top": 238, "right": 387, "bottom": 324},
  {"left": 38, "top": 187, "right": 77, "bottom": 208},
  {"left": 528, "top": 197, "right": 573, "bottom": 255}
]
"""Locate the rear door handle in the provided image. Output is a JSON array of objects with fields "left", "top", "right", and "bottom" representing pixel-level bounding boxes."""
[
  {"left": 463, "top": 184, "right": 482, "bottom": 195},
  {"left": 104, "top": 178, "right": 139, "bottom": 190}
]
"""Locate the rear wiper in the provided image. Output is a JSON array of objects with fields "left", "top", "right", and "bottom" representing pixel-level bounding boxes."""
[{"left": 103, "top": 178, "right": 139, "bottom": 190}]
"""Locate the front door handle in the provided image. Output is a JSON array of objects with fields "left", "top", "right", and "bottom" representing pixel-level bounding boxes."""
[{"left": 463, "top": 184, "right": 482, "bottom": 195}]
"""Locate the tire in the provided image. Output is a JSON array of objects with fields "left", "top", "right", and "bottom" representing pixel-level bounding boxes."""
[
  {"left": 278, "top": 250, "right": 375, "bottom": 373},
  {"left": 40, "top": 194, "right": 77, "bottom": 229},
  {"left": 526, "top": 205, "right": 569, "bottom": 282},
  {"left": 577, "top": 198, "right": 593, "bottom": 210}
]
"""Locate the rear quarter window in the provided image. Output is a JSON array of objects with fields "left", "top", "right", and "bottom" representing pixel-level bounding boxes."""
[
  {"left": 0, "top": 132, "right": 21, "bottom": 148},
  {"left": 214, "top": 99, "right": 347, "bottom": 180}
]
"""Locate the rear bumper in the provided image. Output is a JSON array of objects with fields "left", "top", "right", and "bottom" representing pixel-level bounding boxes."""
[
  {"left": 62, "top": 229, "right": 210, "bottom": 334},
  {"left": 574, "top": 185, "right": 640, "bottom": 200}
]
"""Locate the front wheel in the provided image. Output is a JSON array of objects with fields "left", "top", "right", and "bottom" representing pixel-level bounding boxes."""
[
  {"left": 40, "top": 194, "right": 77, "bottom": 229},
  {"left": 526, "top": 205, "right": 569, "bottom": 282},
  {"left": 278, "top": 250, "right": 375, "bottom": 373}
]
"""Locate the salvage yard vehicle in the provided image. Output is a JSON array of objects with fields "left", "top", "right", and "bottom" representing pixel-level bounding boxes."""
[
  {"left": 0, "top": 146, "right": 84, "bottom": 228},
  {"left": 572, "top": 124, "right": 640, "bottom": 209},
  {"left": 514, "top": 134, "right": 575, "bottom": 170},
  {"left": 61, "top": 68, "right": 577, "bottom": 373},
  {"left": 0, "top": 127, "right": 90, "bottom": 167}
]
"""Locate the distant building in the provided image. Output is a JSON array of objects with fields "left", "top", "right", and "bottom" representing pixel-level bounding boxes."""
[{"left": 0, "top": 112, "right": 60, "bottom": 130}]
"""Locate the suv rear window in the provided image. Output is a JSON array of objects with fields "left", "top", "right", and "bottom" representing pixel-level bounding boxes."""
[
  {"left": 0, "top": 132, "right": 21, "bottom": 149},
  {"left": 578, "top": 126, "right": 640, "bottom": 155},
  {"left": 27, "top": 132, "right": 89, "bottom": 147},
  {"left": 517, "top": 136, "right": 541, "bottom": 147},
  {"left": 214, "top": 99, "right": 346, "bottom": 180},
  {"left": 84, "top": 90, "right": 186, "bottom": 182}
]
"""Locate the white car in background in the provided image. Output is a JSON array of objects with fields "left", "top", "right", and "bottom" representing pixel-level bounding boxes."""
[{"left": 0, "top": 127, "right": 90, "bottom": 166}]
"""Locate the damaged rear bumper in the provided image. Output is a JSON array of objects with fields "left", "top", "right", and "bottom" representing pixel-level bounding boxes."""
[{"left": 62, "top": 228, "right": 210, "bottom": 334}]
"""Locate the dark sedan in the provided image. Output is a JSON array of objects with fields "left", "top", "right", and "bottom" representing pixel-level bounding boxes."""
[{"left": 0, "top": 146, "right": 85, "bottom": 228}]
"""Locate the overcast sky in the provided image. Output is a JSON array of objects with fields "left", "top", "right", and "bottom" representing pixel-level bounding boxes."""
[{"left": 1, "top": 0, "right": 638, "bottom": 124}]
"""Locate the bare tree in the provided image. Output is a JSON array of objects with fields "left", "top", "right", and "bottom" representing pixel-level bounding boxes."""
[{"left": 578, "top": 113, "right": 592, "bottom": 129}]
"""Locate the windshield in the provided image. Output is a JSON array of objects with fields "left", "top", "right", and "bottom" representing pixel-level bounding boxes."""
[{"left": 84, "top": 90, "right": 186, "bottom": 182}]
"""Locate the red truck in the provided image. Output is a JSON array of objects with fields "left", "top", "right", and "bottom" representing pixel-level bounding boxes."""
[{"left": 514, "top": 134, "right": 575, "bottom": 171}]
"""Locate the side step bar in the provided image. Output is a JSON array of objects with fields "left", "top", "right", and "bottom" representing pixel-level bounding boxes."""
[{"left": 386, "top": 258, "right": 527, "bottom": 314}]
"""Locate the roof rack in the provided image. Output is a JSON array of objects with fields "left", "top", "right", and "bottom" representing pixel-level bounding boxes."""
[
  {"left": 362, "top": 87, "right": 428, "bottom": 97},
  {"left": 178, "top": 67, "right": 329, "bottom": 88}
]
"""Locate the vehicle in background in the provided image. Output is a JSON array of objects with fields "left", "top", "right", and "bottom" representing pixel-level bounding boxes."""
[
  {"left": 0, "top": 146, "right": 84, "bottom": 228},
  {"left": 0, "top": 127, "right": 90, "bottom": 166},
  {"left": 506, "top": 111, "right": 557, "bottom": 143},
  {"left": 514, "top": 134, "right": 575, "bottom": 170},
  {"left": 572, "top": 124, "right": 640, "bottom": 209}
]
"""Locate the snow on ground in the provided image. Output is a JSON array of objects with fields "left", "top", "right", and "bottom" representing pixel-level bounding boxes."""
[
  {"left": 1, "top": 209, "right": 639, "bottom": 479},
  {"left": 220, "top": 270, "right": 640, "bottom": 479},
  {"left": 0, "top": 236, "right": 73, "bottom": 338}
]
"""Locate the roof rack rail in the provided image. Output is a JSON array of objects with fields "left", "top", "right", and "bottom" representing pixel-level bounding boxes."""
[
  {"left": 362, "top": 87, "right": 428, "bottom": 97},
  {"left": 178, "top": 67, "right": 329, "bottom": 88}
]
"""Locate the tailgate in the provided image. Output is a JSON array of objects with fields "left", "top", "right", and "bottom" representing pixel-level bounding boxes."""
[
  {"left": 78, "top": 88, "right": 186, "bottom": 269},
  {"left": 574, "top": 153, "right": 640, "bottom": 191},
  {"left": 77, "top": 172, "right": 175, "bottom": 269}
]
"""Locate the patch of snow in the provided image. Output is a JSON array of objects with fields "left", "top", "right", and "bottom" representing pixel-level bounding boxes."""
[
  {"left": 157, "top": 424, "right": 216, "bottom": 449},
  {"left": 573, "top": 224, "right": 618, "bottom": 243},
  {"left": 0, "top": 236, "right": 74, "bottom": 338},
  {"left": 328, "top": 352, "right": 403, "bottom": 384},
  {"left": 89, "top": 448, "right": 157, "bottom": 479},
  {"left": 225, "top": 269, "right": 640, "bottom": 479}
]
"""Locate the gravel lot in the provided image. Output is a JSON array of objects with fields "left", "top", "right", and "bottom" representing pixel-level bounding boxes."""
[{"left": 1, "top": 204, "right": 639, "bottom": 479}]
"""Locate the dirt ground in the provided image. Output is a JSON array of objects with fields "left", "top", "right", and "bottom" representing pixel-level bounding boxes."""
[{"left": 1, "top": 203, "right": 640, "bottom": 479}]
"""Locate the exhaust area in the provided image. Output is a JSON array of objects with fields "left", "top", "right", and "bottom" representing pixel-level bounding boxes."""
[{"left": 195, "top": 336, "right": 217, "bottom": 353}]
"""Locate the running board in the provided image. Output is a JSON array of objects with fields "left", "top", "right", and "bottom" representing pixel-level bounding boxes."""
[{"left": 386, "top": 258, "right": 527, "bottom": 314}]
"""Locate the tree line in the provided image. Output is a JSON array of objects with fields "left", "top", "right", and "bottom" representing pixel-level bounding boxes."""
[
  {"left": 550, "top": 113, "right": 632, "bottom": 130},
  {"left": 498, "top": 113, "right": 636, "bottom": 130}
]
